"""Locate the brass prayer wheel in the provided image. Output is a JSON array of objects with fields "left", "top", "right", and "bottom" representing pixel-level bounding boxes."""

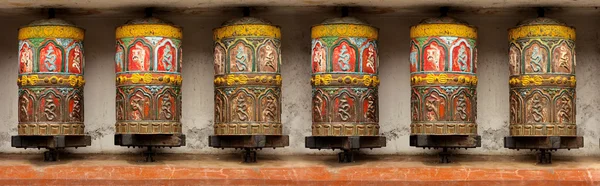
[
  {"left": 409, "top": 16, "right": 478, "bottom": 135},
  {"left": 508, "top": 17, "right": 576, "bottom": 136},
  {"left": 17, "top": 18, "right": 86, "bottom": 135},
  {"left": 310, "top": 17, "right": 380, "bottom": 136},
  {"left": 114, "top": 17, "right": 183, "bottom": 134},
  {"left": 213, "top": 17, "right": 283, "bottom": 135}
]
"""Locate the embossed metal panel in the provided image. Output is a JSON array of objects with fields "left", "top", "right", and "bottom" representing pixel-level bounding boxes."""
[
  {"left": 409, "top": 17, "right": 478, "bottom": 135},
  {"left": 310, "top": 17, "right": 380, "bottom": 136},
  {"left": 508, "top": 17, "right": 576, "bottom": 136},
  {"left": 213, "top": 17, "right": 283, "bottom": 135},
  {"left": 17, "top": 18, "right": 86, "bottom": 136},
  {"left": 114, "top": 17, "right": 183, "bottom": 134}
]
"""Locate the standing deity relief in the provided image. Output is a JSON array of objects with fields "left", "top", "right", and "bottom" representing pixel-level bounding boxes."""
[
  {"left": 423, "top": 41, "right": 444, "bottom": 71},
  {"left": 312, "top": 41, "right": 327, "bottom": 73},
  {"left": 19, "top": 42, "right": 33, "bottom": 73}
]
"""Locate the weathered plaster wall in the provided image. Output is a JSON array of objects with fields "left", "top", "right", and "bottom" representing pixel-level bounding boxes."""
[{"left": 0, "top": 7, "right": 599, "bottom": 156}]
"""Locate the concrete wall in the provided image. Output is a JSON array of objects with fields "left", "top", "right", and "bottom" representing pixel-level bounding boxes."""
[{"left": 0, "top": 7, "right": 599, "bottom": 156}]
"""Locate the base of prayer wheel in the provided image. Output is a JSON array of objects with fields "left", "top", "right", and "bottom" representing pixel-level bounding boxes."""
[
  {"left": 305, "top": 136, "right": 386, "bottom": 163},
  {"left": 209, "top": 135, "right": 289, "bottom": 163},
  {"left": 410, "top": 135, "right": 481, "bottom": 164},
  {"left": 504, "top": 136, "right": 583, "bottom": 164},
  {"left": 114, "top": 134, "right": 186, "bottom": 162},
  {"left": 11, "top": 135, "right": 91, "bottom": 162}
]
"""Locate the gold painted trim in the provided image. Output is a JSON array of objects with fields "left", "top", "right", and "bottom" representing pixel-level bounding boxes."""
[
  {"left": 115, "top": 121, "right": 182, "bottom": 134},
  {"left": 509, "top": 75, "right": 575, "bottom": 87},
  {"left": 214, "top": 24, "right": 281, "bottom": 41},
  {"left": 311, "top": 24, "right": 378, "bottom": 39},
  {"left": 116, "top": 24, "right": 182, "bottom": 39},
  {"left": 311, "top": 123, "right": 380, "bottom": 136},
  {"left": 214, "top": 74, "right": 282, "bottom": 86},
  {"left": 311, "top": 74, "right": 380, "bottom": 87},
  {"left": 411, "top": 74, "right": 477, "bottom": 86},
  {"left": 116, "top": 73, "right": 182, "bottom": 85},
  {"left": 410, "top": 24, "right": 477, "bottom": 39},
  {"left": 18, "top": 26, "right": 84, "bottom": 40},
  {"left": 214, "top": 123, "right": 283, "bottom": 135},
  {"left": 18, "top": 123, "right": 85, "bottom": 135},
  {"left": 509, "top": 25, "right": 576, "bottom": 41},
  {"left": 18, "top": 75, "right": 85, "bottom": 87}
]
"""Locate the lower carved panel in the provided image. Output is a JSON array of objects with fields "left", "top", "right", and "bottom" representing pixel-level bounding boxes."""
[
  {"left": 410, "top": 123, "right": 477, "bottom": 135},
  {"left": 311, "top": 123, "right": 379, "bottom": 136},
  {"left": 18, "top": 123, "right": 84, "bottom": 135},
  {"left": 509, "top": 124, "right": 577, "bottom": 136},
  {"left": 115, "top": 121, "right": 182, "bottom": 134},
  {"left": 213, "top": 123, "right": 282, "bottom": 135},
  {"left": 509, "top": 87, "right": 576, "bottom": 136}
]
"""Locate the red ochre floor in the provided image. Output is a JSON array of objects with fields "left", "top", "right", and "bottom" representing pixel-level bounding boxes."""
[{"left": 0, "top": 153, "right": 599, "bottom": 185}]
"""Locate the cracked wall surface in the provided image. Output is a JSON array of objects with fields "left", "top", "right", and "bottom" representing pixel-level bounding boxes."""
[{"left": 0, "top": 8, "right": 598, "bottom": 155}]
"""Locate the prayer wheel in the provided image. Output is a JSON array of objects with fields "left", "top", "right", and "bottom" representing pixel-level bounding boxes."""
[
  {"left": 310, "top": 17, "right": 380, "bottom": 136},
  {"left": 508, "top": 17, "right": 576, "bottom": 136},
  {"left": 409, "top": 16, "right": 478, "bottom": 135},
  {"left": 114, "top": 16, "right": 183, "bottom": 135},
  {"left": 17, "top": 18, "right": 86, "bottom": 136},
  {"left": 213, "top": 17, "right": 282, "bottom": 135}
]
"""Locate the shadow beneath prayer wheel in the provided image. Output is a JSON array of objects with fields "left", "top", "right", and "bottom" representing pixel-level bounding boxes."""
[
  {"left": 12, "top": 135, "right": 91, "bottom": 162},
  {"left": 504, "top": 136, "right": 583, "bottom": 164},
  {"left": 410, "top": 135, "right": 481, "bottom": 164},
  {"left": 305, "top": 136, "right": 386, "bottom": 163},
  {"left": 208, "top": 135, "right": 289, "bottom": 163},
  {"left": 115, "top": 134, "right": 186, "bottom": 162}
]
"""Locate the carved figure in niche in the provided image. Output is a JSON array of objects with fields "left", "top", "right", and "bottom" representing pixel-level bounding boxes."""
[
  {"left": 115, "top": 45, "right": 124, "bottom": 72},
  {"left": 509, "top": 95, "right": 519, "bottom": 124},
  {"left": 455, "top": 93, "right": 468, "bottom": 121},
  {"left": 71, "top": 46, "right": 82, "bottom": 73},
  {"left": 130, "top": 92, "right": 148, "bottom": 121},
  {"left": 161, "top": 45, "right": 173, "bottom": 71},
  {"left": 214, "top": 46, "right": 224, "bottom": 74},
  {"left": 44, "top": 45, "right": 58, "bottom": 72},
  {"left": 20, "top": 44, "right": 33, "bottom": 73},
  {"left": 338, "top": 45, "right": 351, "bottom": 71},
  {"left": 262, "top": 44, "right": 276, "bottom": 71},
  {"left": 365, "top": 45, "right": 376, "bottom": 72},
  {"left": 364, "top": 94, "right": 376, "bottom": 122},
  {"left": 425, "top": 94, "right": 441, "bottom": 121},
  {"left": 215, "top": 96, "right": 223, "bottom": 123},
  {"left": 527, "top": 93, "right": 547, "bottom": 123},
  {"left": 525, "top": 44, "right": 548, "bottom": 73},
  {"left": 19, "top": 95, "right": 30, "bottom": 121},
  {"left": 130, "top": 42, "right": 148, "bottom": 71},
  {"left": 161, "top": 94, "right": 173, "bottom": 120},
  {"left": 556, "top": 96, "right": 571, "bottom": 123},
  {"left": 262, "top": 94, "right": 276, "bottom": 122},
  {"left": 337, "top": 94, "right": 351, "bottom": 121},
  {"left": 70, "top": 93, "right": 81, "bottom": 120},
  {"left": 411, "top": 92, "right": 420, "bottom": 120},
  {"left": 409, "top": 44, "right": 418, "bottom": 72},
  {"left": 312, "top": 42, "right": 326, "bottom": 72},
  {"left": 235, "top": 45, "right": 249, "bottom": 71},
  {"left": 313, "top": 95, "right": 324, "bottom": 122},
  {"left": 554, "top": 45, "right": 571, "bottom": 73},
  {"left": 44, "top": 94, "right": 57, "bottom": 121},
  {"left": 235, "top": 93, "right": 250, "bottom": 121},
  {"left": 424, "top": 42, "right": 443, "bottom": 71},
  {"left": 456, "top": 45, "right": 468, "bottom": 71},
  {"left": 509, "top": 45, "right": 520, "bottom": 75}
]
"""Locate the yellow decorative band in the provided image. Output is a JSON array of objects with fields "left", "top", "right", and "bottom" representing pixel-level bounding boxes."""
[
  {"left": 214, "top": 74, "right": 282, "bottom": 86},
  {"left": 116, "top": 73, "right": 182, "bottom": 85},
  {"left": 311, "top": 74, "right": 380, "bottom": 87},
  {"left": 18, "top": 75, "right": 85, "bottom": 87},
  {"left": 18, "top": 26, "right": 84, "bottom": 40},
  {"left": 509, "top": 75, "right": 576, "bottom": 87},
  {"left": 509, "top": 25, "right": 575, "bottom": 41},
  {"left": 311, "top": 24, "right": 378, "bottom": 40},
  {"left": 116, "top": 24, "right": 182, "bottom": 39},
  {"left": 214, "top": 24, "right": 281, "bottom": 41},
  {"left": 411, "top": 74, "right": 477, "bottom": 86},
  {"left": 410, "top": 24, "right": 477, "bottom": 39}
]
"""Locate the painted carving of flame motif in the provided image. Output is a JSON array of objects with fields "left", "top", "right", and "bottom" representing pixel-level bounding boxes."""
[
  {"left": 130, "top": 92, "right": 148, "bottom": 121},
  {"left": 338, "top": 45, "right": 350, "bottom": 71},
  {"left": 510, "top": 95, "right": 518, "bottom": 123},
  {"left": 44, "top": 45, "right": 57, "bottom": 72},
  {"left": 364, "top": 95, "right": 376, "bottom": 122},
  {"left": 161, "top": 94, "right": 173, "bottom": 119},
  {"left": 235, "top": 45, "right": 248, "bottom": 71},
  {"left": 235, "top": 93, "right": 250, "bottom": 121},
  {"left": 338, "top": 94, "right": 351, "bottom": 121},
  {"left": 313, "top": 96, "right": 323, "bottom": 122},
  {"left": 262, "top": 94, "right": 276, "bottom": 122},
  {"left": 455, "top": 94, "right": 467, "bottom": 121},
  {"left": 558, "top": 45, "right": 570, "bottom": 71},
  {"left": 161, "top": 45, "right": 173, "bottom": 71},
  {"left": 215, "top": 96, "right": 223, "bottom": 123},
  {"left": 457, "top": 45, "right": 468, "bottom": 71},
  {"left": 70, "top": 94, "right": 81, "bottom": 120},
  {"left": 530, "top": 94, "right": 543, "bottom": 122},
  {"left": 557, "top": 96, "right": 571, "bottom": 123},
  {"left": 44, "top": 95, "right": 57, "bottom": 121},
  {"left": 530, "top": 46, "right": 543, "bottom": 72},
  {"left": 366, "top": 46, "right": 375, "bottom": 72},
  {"left": 263, "top": 45, "right": 275, "bottom": 70}
]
